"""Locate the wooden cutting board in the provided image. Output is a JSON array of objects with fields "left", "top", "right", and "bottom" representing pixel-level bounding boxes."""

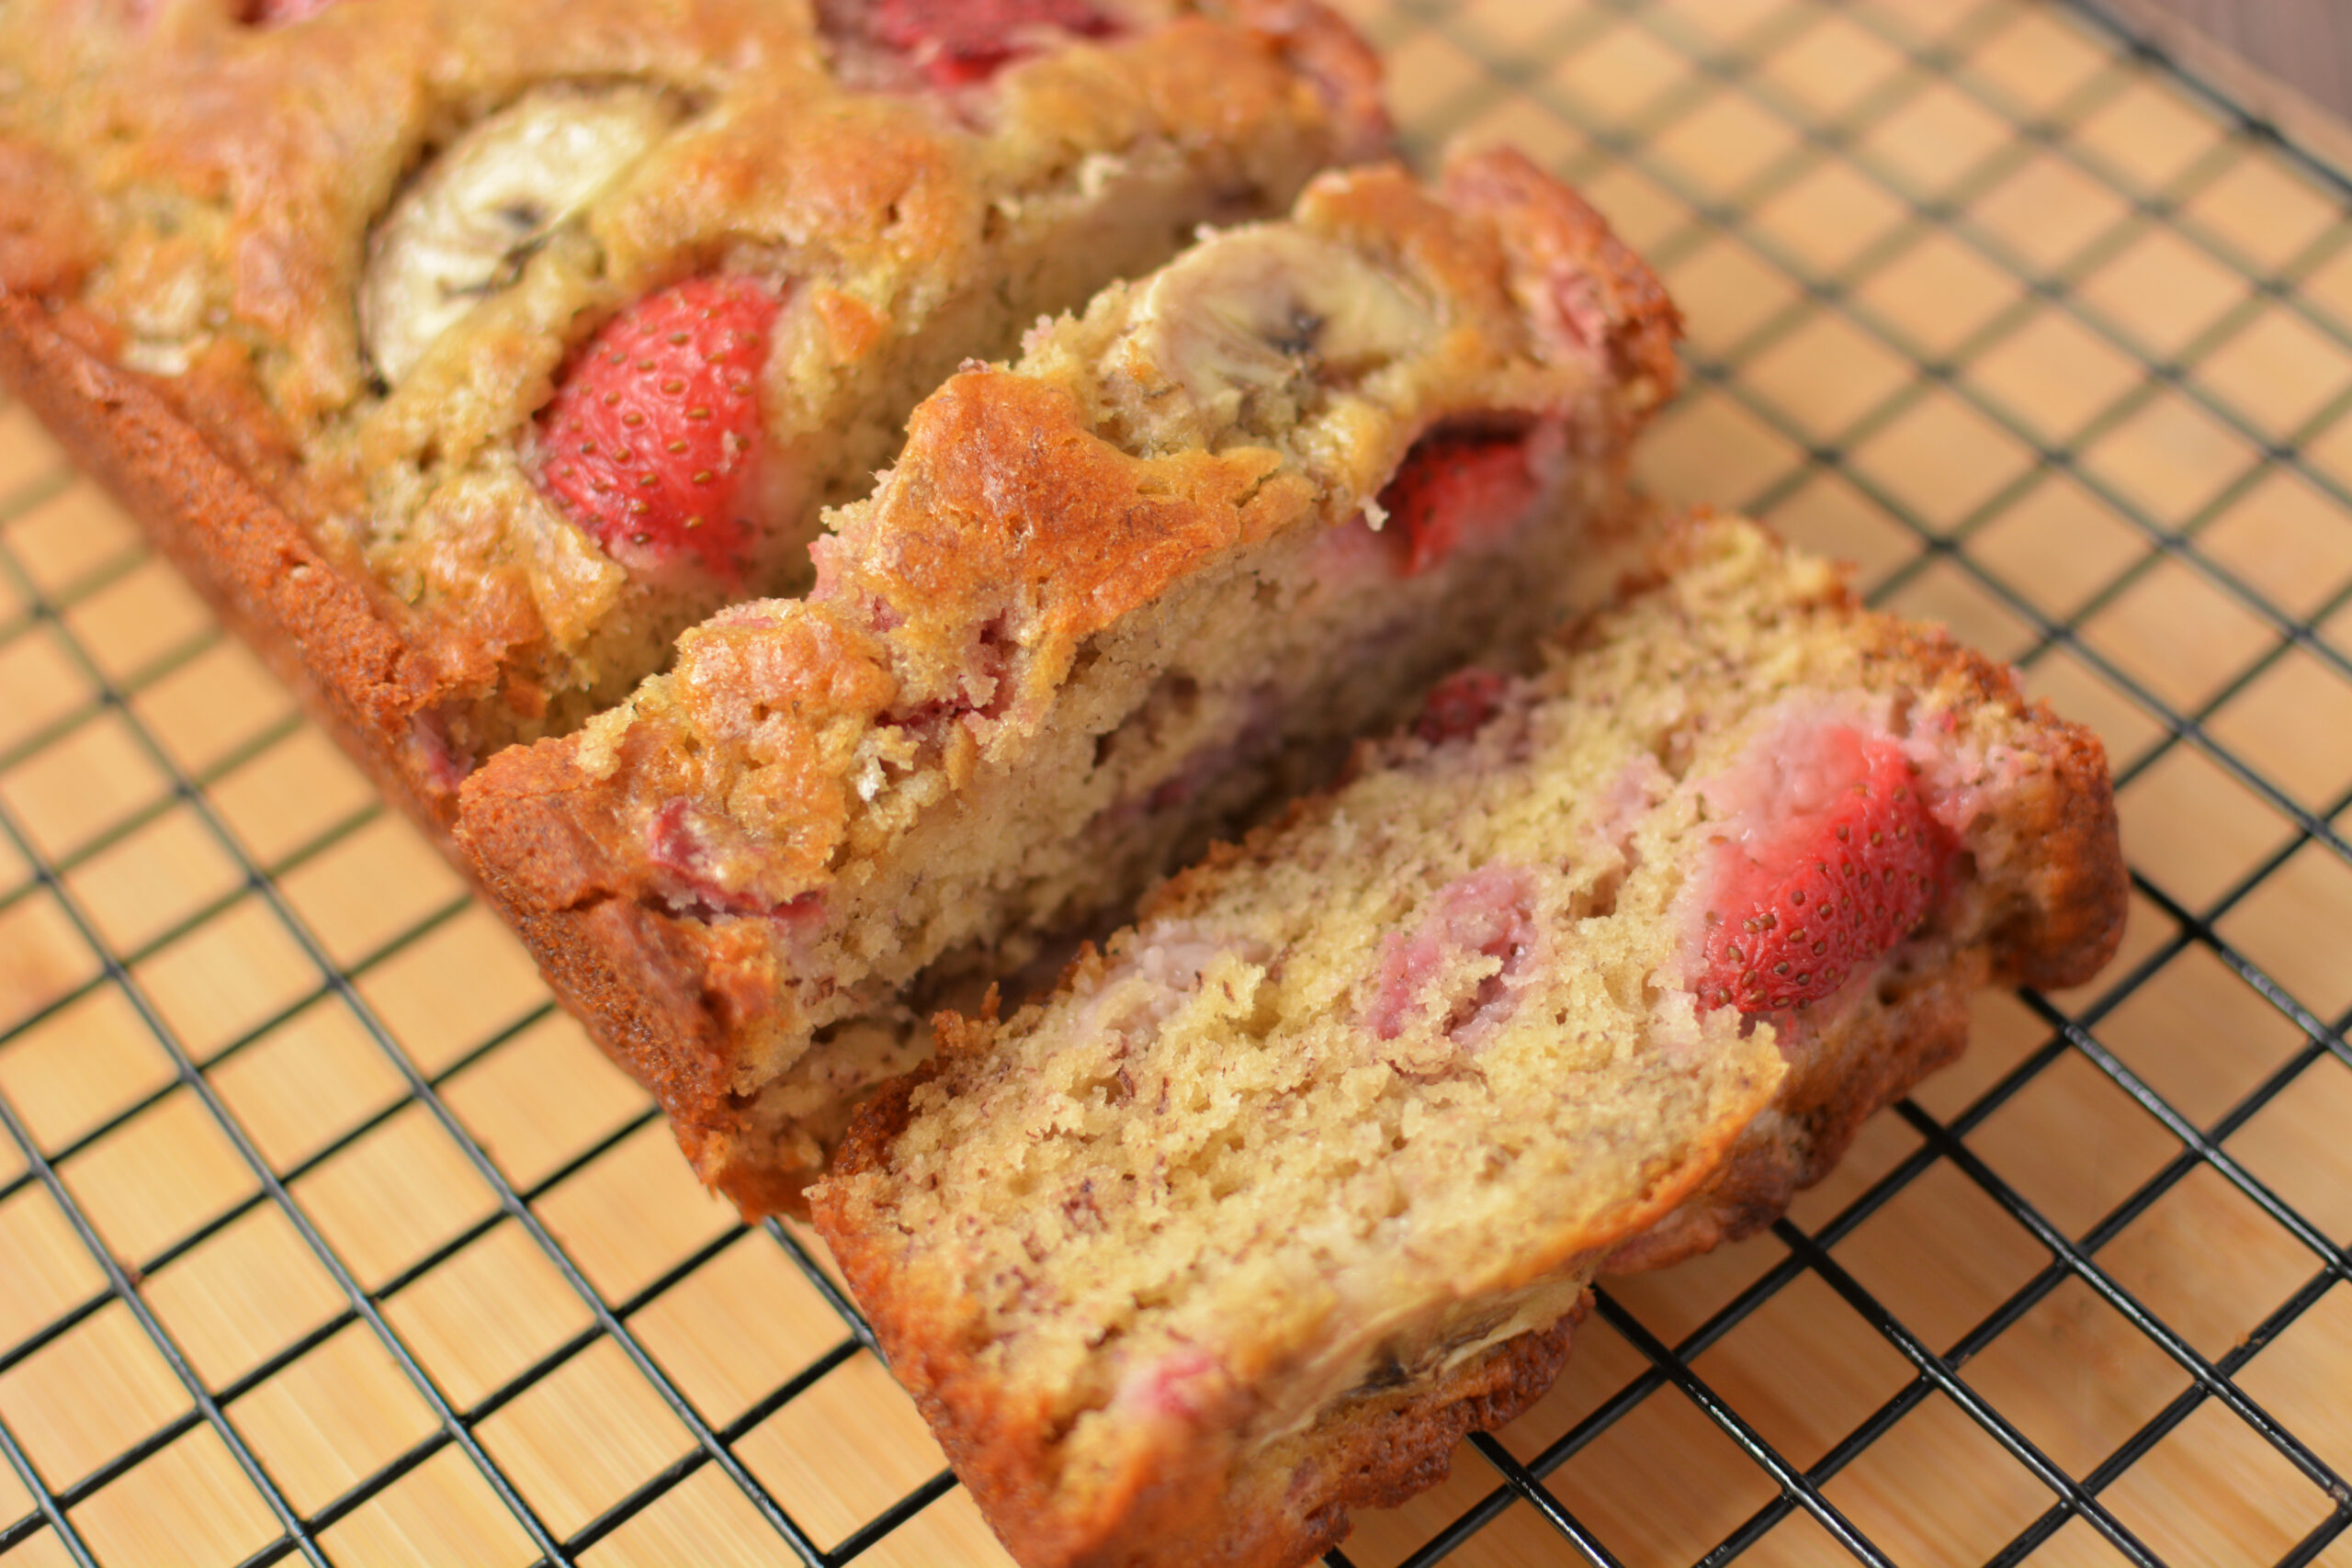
[{"left": 4, "top": 1, "right": 2350, "bottom": 1564}]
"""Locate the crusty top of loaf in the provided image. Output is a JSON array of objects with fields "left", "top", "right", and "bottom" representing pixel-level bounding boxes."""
[
  {"left": 2, "top": 0, "right": 1374, "bottom": 421},
  {"left": 456, "top": 145, "right": 1681, "bottom": 1032},
  {"left": 817, "top": 145, "right": 1680, "bottom": 704},
  {"left": 0, "top": 0, "right": 1384, "bottom": 681}
]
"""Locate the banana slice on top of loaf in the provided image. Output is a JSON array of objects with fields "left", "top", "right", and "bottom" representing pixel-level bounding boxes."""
[
  {"left": 810, "top": 515, "right": 2127, "bottom": 1568},
  {"left": 0, "top": 0, "right": 1388, "bottom": 833},
  {"left": 457, "top": 146, "right": 1682, "bottom": 1214}
]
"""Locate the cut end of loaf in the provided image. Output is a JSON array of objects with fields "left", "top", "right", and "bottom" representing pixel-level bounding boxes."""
[{"left": 812, "top": 514, "right": 2128, "bottom": 1568}]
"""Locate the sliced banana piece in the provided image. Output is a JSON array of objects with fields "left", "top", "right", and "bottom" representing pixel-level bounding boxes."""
[
  {"left": 1127, "top": 226, "right": 1434, "bottom": 428},
  {"left": 361, "top": 84, "right": 678, "bottom": 387}
]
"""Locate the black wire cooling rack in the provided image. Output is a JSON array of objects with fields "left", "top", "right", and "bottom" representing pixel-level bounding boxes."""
[{"left": 5, "top": 0, "right": 2352, "bottom": 1563}]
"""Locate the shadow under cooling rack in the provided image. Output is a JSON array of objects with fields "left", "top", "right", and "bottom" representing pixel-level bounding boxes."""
[{"left": 6, "top": 0, "right": 2352, "bottom": 1564}]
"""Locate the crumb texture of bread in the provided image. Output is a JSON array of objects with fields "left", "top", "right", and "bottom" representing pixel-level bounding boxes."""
[
  {"left": 458, "top": 146, "right": 1685, "bottom": 1213},
  {"left": 809, "top": 515, "right": 2127, "bottom": 1568},
  {"left": 0, "top": 0, "right": 1387, "bottom": 827}
]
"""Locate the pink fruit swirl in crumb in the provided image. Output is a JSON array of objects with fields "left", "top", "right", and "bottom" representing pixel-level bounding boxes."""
[{"left": 1367, "top": 864, "right": 1540, "bottom": 1045}]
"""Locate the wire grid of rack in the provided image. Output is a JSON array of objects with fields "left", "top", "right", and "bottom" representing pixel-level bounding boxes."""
[{"left": 4, "top": 0, "right": 2352, "bottom": 1563}]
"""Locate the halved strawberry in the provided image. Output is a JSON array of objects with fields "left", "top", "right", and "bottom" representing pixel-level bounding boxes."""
[
  {"left": 1699, "top": 738, "right": 1956, "bottom": 1015},
  {"left": 1377, "top": 431, "right": 1541, "bottom": 577},
  {"left": 535, "top": 276, "right": 778, "bottom": 581},
  {"left": 871, "top": 0, "right": 1117, "bottom": 86}
]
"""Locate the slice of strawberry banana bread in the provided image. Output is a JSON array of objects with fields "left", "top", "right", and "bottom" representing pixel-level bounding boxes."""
[
  {"left": 458, "top": 147, "right": 1683, "bottom": 1215},
  {"left": 0, "top": 0, "right": 1384, "bottom": 833},
  {"left": 809, "top": 515, "right": 2127, "bottom": 1568}
]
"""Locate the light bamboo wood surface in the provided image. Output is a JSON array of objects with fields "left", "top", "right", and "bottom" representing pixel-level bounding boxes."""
[{"left": 4, "top": 1, "right": 2351, "bottom": 1564}]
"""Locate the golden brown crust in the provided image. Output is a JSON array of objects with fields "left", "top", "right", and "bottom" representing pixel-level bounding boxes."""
[
  {"left": 1994, "top": 718, "right": 2128, "bottom": 991},
  {"left": 0, "top": 291, "right": 464, "bottom": 847},
  {"left": 1439, "top": 144, "right": 1683, "bottom": 424},
  {"left": 823, "top": 148, "right": 1683, "bottom": 718},
  {"left": 471, "top": 872, "right": 835, "bottom": 1214},
  {"left": 0, "top": 142, "right": 96, "bottom": 296},
  {"left": 20, "top": 0, "right": 1374, "bottom": 427},
  {"left": 28, "top": 1, "right": 820, "bottom": 425},
  {"left": 1228, "top": 0, "right": 1391, "bottom": 166},
  {"left": 461, "top": 714, "right": 816, "bottom": 1212},
  {"left": 816, "top": 371, "right": 1306, "bottom": 720},
  {"left": 1251, "top": 1309, "right": 1579, "bottom": 1567},
  {"left": 1047, "top": 1316, "right": 1582, "bottom": 1568}
]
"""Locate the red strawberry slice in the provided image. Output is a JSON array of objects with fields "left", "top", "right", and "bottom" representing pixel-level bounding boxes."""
[
  {"left": 1414, "top": 667, "right": 1510, "bottom": 746},
  {"left": 536, "top": 276, "right": 778, "bottom": 581},
  {"left": 1378, "top": 432, "right": 1542, "bottom": 577},
  {"left": 1699, "top": 738, "right": 1956, "bottom": 1015},
  {"left": 872, "top": 0, "right": 1117, "bottom": 86}
]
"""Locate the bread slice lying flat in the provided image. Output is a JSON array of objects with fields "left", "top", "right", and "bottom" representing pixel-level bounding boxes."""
[
  {"left": 811, "top": 515, "right": 2127, "bottom": 1568},
  {"left": 458, "top": 147, "right": 1681, "bottom": 1214}
]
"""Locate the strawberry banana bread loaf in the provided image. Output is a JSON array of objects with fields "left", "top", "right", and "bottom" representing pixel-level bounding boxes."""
[
  {"left": 458, "top": 147, "right": 1683, "bottom": 1215},
  {"left": 810, "top": 516, "right": 2127, "bottom": 1568},
  {"left": 0, "top": 0, "right": 1384, "bottom": 834}
]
